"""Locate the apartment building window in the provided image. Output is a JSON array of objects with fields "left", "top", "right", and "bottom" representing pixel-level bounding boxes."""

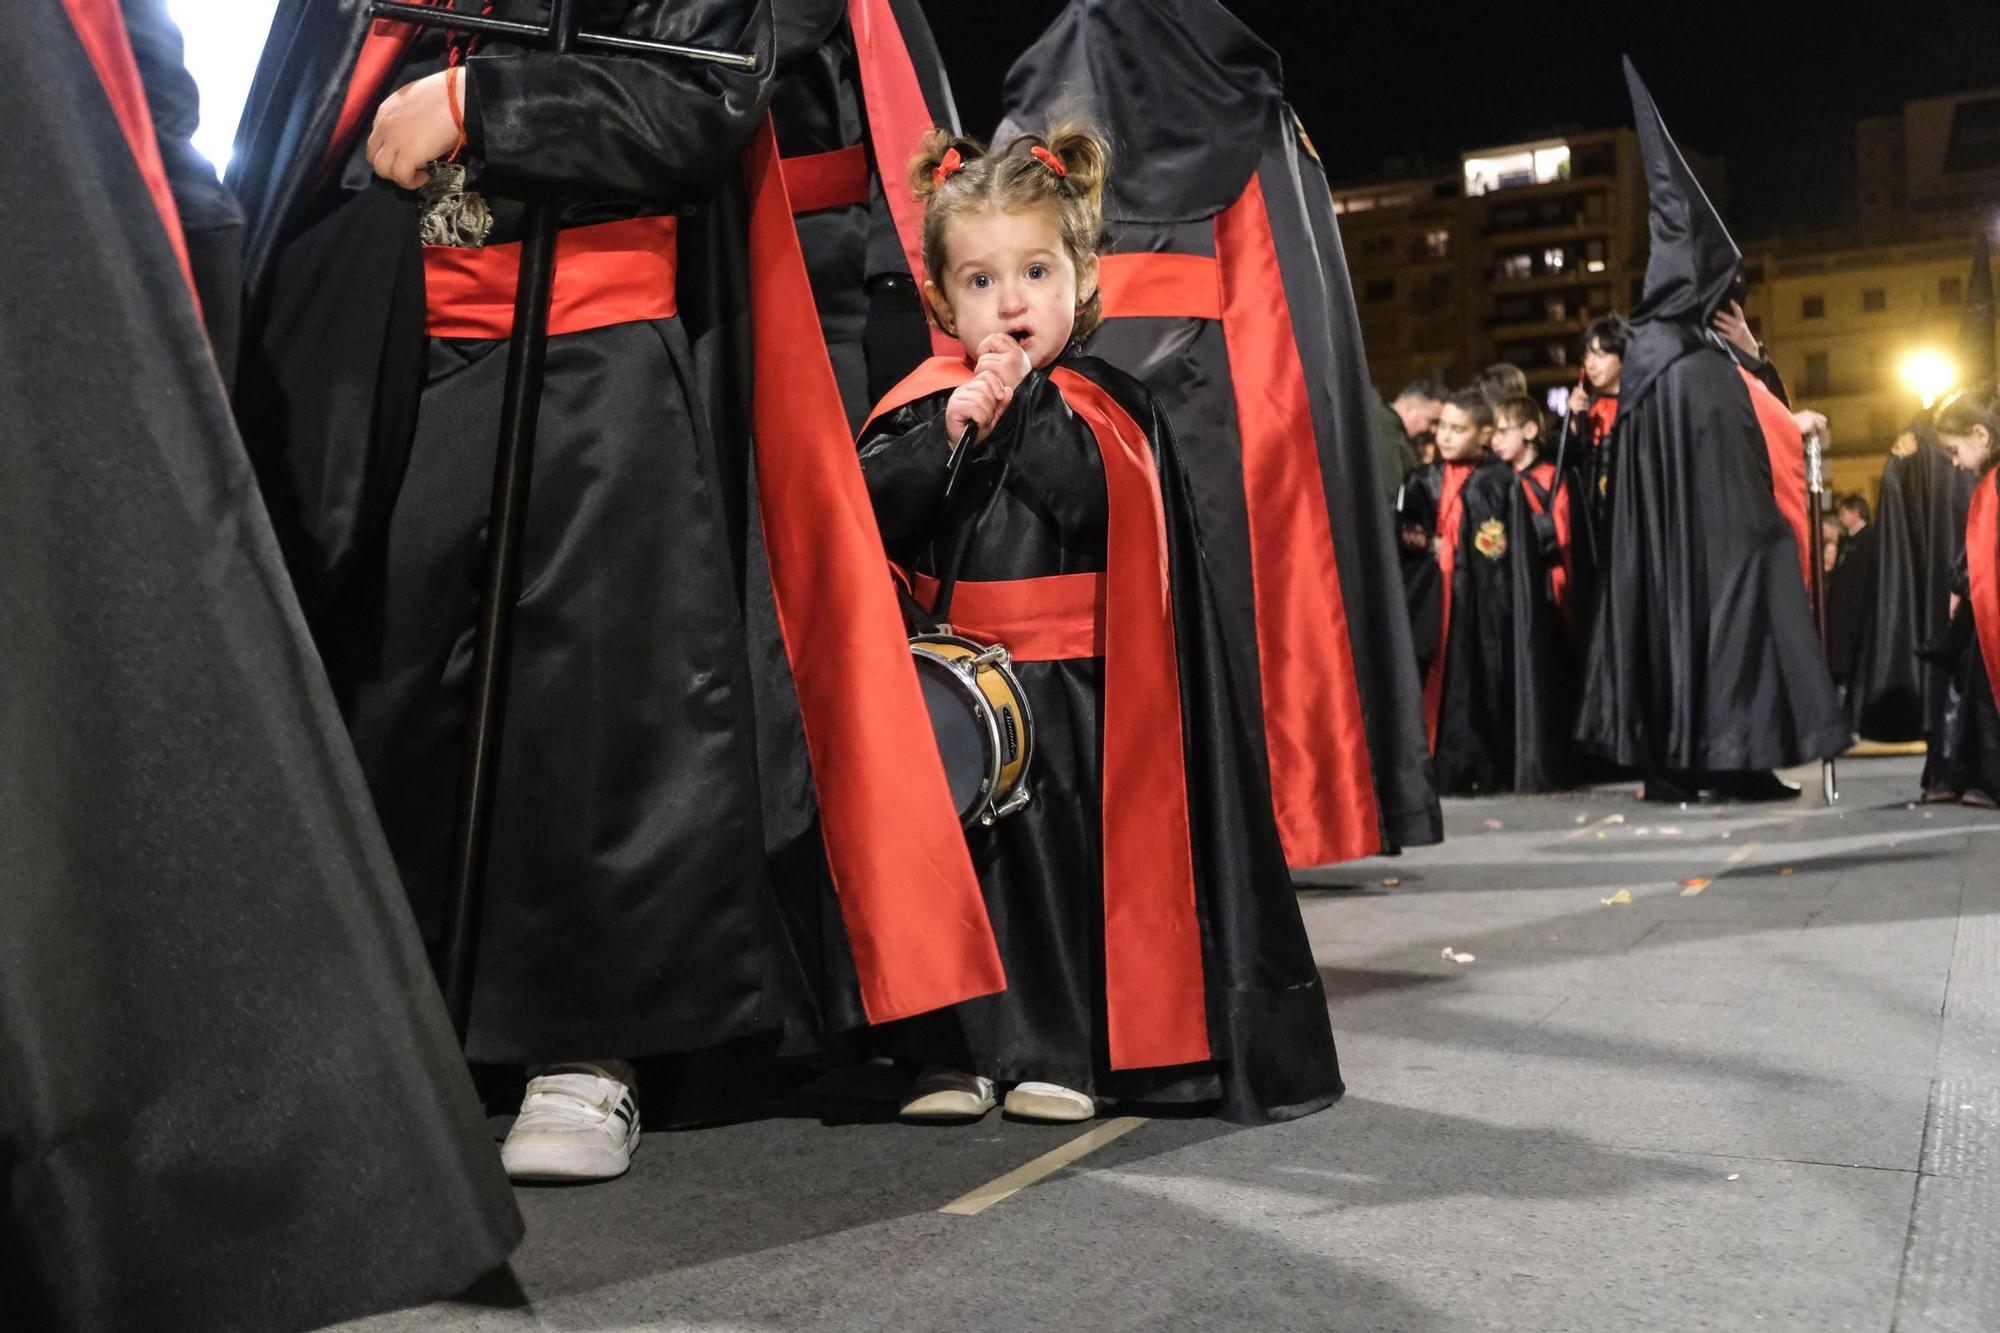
[
  {"left": 1497, "top": 253, "right": 1534, "bottom": 280},
  {"left": 1941, "top": 277, "right": 1964, "bottom": 305},
  {"left": 1803, "top": 352, "right": 1831, "bottom": 395},
  {"left": 1802, "top": 294, "right": 1826, "bottom": 319},
  {"left": 1361, "top": 235, "right": 1396, "bottom": 259},
  {"left": 1424, "top": 228, "right": 1451, "bottom": 259},
  {"left": 1862, "top": 288, "right": 1887, "bottom": 313},
  {"left": 1363, "top": 277, "right": 1397, "bottom": 303},
  {"left": 1543, "top": 246, "right": 1568, "bottom": 273}
]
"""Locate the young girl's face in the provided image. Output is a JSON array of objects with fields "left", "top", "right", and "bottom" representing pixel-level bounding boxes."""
[
  {"left": 929, "top": 205, "right": 1095, "bottom": 370},
  {"left": 1434, "top": 404, "right": 1492, "bottom": 462},
  {"left": 1942, "top": 425, "right": 1994, "bottom": 474},
  {"left": 1490, "top": 418, "right": 1538, "bottom": 470}
]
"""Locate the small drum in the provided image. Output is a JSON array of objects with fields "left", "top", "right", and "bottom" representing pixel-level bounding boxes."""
[{"left": 909, "top": 632, "right": 1035, "bottom": 827}]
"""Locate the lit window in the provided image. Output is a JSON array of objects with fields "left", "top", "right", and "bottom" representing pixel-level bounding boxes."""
[
  {"left": 1585, "top": 259, "right": 1607, "bottom": 274},
  {"left": 1424, "top": 228, "right": 1451, "bottom": 259},
  {"left": 1544, "top": 247, "right": 1567, "bottom": 272},
  {"left": 1499, "top": 254, "right": 1534, "bottom": 280},
  {"left": 1463, "top": 144, "right": 1569, "bottom": 196}
]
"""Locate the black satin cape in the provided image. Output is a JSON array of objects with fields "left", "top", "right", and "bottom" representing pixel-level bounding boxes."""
[
  {"left": 858, "top": 354, "right": 1341, "bottom": 1124},
  {"left": 770, "top": 0, "right": 953, "bottom": 427},
  {"left": 1, "top": 5, "right": 520, "bottom": 1328},
  {"left": 1849, "top": 425, "right": 1963, "bottom": 742},
  {"left": 1576, "top": 61, "right": 1845, "bottom": 770},
  {"left": 998, "top": 0, "right": 1439, "bottom": 863}
]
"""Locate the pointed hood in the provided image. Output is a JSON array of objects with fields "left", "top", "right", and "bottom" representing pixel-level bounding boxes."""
[
  {"left": 1619, "top": 57, "right": 1742, "bottom": 411},
  {"left": 1960, "top": 230, "right": 1995, "bottom": 393},
  {"left": 996, "top": 0, "right": 1283, "bottom": 222}
]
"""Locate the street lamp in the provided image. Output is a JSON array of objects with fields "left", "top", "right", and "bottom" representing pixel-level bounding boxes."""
[{"left": 1900, "top": 349, "right": 1959, "bottom": 409}]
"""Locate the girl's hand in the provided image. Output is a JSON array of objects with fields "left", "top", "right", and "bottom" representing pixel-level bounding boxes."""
[
  {"left": 947, "top": 375, "right": 1012, "bottom": 444},
  {"left": 367, "top": 71, "right": 460, "bottom": 190},
  {"left": 947, "top": 334, "right": 1033, "bottom": 444}
]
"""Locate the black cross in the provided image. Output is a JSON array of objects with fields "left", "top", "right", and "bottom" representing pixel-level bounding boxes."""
[{"left": 368, "top": 1, "right": 758, "bottom": 1040}]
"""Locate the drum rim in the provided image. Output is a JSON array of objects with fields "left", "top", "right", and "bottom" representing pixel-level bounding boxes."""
[
  {"left": 910, "top": 640, "right": 1006, "bottom": 825},
  {"left": 910, "top": 632, "right": 1037, "bottom": 825}
]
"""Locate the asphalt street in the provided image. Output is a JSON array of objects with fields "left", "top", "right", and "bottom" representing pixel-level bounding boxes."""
[{"left": 345, "top": 756, "right": 1998, "bottom": 1333}]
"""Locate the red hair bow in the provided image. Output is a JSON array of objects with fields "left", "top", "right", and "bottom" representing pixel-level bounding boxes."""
[
  {"left": 932, "top": 147, "right": 964, "bottom": 186},
  {"left": 1030, "top": 145, "right": 1067, "bottom": 177}
]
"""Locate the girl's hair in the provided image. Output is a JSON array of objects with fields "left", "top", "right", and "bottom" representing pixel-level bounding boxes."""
[
  {"left": 908, "top": 122, "right": 1110, "bottom": 340},
  {"left": 1491, "top": 394, "right": 1542, "bottom": 431},
  {"left": 1936, "top": 390, "right": 2000, "bottom": 442},
  {"left": 1444, "top": 387, "right": 1495, "bottom": 429}
]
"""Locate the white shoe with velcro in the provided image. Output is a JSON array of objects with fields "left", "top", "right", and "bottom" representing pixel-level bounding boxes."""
[{"left": 500, "top": 1063, "right": 639, "bottom": 1182}]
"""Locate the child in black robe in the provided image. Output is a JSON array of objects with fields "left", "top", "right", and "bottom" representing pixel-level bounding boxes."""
[
  {"left": 1928, "top": 395, "right": 2000, "bottom": 807},
  {"left": 858, "top": 124, "right": 1341, "bottom": 1125}
]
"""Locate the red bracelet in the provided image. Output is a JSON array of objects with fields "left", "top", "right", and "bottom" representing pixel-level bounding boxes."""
[{"left": 445, "top": 64, "right": 467, "bottom": 162}]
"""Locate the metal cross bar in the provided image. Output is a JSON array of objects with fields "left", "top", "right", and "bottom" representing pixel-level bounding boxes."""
[{"left": 371, "top": 1, "right": 759, "bottom": 69}]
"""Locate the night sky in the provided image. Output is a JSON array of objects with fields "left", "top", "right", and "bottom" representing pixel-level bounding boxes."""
[{"left": 922, "top": 1, "right": 1999, "bottom": 238}]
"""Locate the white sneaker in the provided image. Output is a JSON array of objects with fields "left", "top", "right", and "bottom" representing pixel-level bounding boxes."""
[
  {"left": 899, "top": 1067, "right": 998, "bottom": 1121},
  {"left": 500, "top": 1063, "right": 639, "bottom": 1182},
  {"left": 1003, "top": 1081, "right": 1098, "bottom": 1123}
]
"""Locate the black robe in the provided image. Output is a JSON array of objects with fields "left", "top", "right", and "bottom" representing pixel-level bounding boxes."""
[
  {"left": 1857, "top": 424, "right": 1978, "bottom": 747},
  {"left": 1410, "top": 459, "right": 1578, "bottom": 795},
  {"left": 230, "top": 0, "right": 1002, "bottom": 1069},
  {"left": 858, "top": 353, "right": 1341, "bottom": 1124},
  {"left": 998, "top": 0, "right": 1439, "bottom": 869},
  {"left": 1, "top": 4, "right": 519, "bottom": 1329},
  {"left": 1575, "top": 62, "right": 1845, "bottom": 773},
  {"left": 770, "top": 0, "right": 955, "bottom": 428}
]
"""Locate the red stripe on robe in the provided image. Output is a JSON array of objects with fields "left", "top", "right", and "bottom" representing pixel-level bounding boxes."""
[
  {"left": 744, "top": 121, "right": 1003, "bottom": 1021},
  {"left": 1423, "top": 460, "right": 1477, "bottom": 745},
  {"left": 867, "top": 359, "right": 1211, "bottom": 1070},
  {"left": 1097, "top": 253, "right": 1223, "bottom": 321},
  {"left": 60, "top": 0, "right": 195, "bottom": 303},
  {"left": 846, "top": 0, "right": 961, "bottom": 359},
  {"left": 1213, "top": 175, "right": 1382, "bottom": 868},
  {"left": 1738, "top": 366, "right": 1813, "bottom": 592},
  {"left": 1521, "top": 460, "right": 1574, "bottom": 618},
  {"left": 1968, "top": 473, "right": 2000, "bottom": 716}
]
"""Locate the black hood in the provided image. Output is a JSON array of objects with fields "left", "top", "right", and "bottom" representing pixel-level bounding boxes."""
[
  {"left": 1961, "top": 230, "right": 1995, "bottom": 394},
  {"left": 1619, "top": 57, "right": 1742, "bottom": 411},
  {"left": 995, "top": 0, "right": 1283, "bottom": 222}
]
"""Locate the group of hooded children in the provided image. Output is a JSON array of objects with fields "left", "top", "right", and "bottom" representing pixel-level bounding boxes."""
[{"left": 1395, "top": 352, "right": 1605, "bottom": 797}]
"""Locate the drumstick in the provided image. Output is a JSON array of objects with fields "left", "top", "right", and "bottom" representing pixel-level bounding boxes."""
[{"left": 943, "top": 421, "right": 979, "bottom": 505}]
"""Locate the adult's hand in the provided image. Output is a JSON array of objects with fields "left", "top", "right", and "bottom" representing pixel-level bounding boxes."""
[
  {"left": 367, "top": 70, "right": 459, "bottom": 190},
  {"left": 1712, "top": 300, "right": 1760, "bottom": 361},
  {"left": 1568, "top": 384, "right": 1591, "bottom": 417},
  {"left": 1793, "top": 409, "right": 1829, "bottom": 444}
]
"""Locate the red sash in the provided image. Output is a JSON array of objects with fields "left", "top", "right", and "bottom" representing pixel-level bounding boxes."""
[
  {"left": 1521, "top": 460, "right": 1574, "bottom": 618},
  {"left": 1094, "top": 179, "right": 1381, "bottom": 869},
  {"left": 910, "top": 573, "right": 1104, "bottom": 662},
  {"left": 782, "top": 144, "right": 871, "bottom": 214},
  {"left": 867, "top": 360, "right": 1212, "bottom": 1071},
  {"left": 746, "top": 125, "right": 1003, "bottom": 1022},
  {"left": 423, "top": 216, "right": 679, "bottom": 338},
  {"left": 1968, "top": 474, "right": 2000, "bottom": 715},
  {"left": 60, "top": 0, "right": 195, "bottom": 305},
  {"left": 1738, "top": 367, "right": 1813, "bottom": 592},
  {"left": 1423, "top": 460, "right": 1477, "bottom": 745},
  {"left": 846, "top": 0, "right": 960, "bottom": 359}
]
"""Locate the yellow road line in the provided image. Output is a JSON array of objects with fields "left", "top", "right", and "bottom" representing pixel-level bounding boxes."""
[{"left": 940, "top": 1116, "right": 1147, "bottom": 1216}]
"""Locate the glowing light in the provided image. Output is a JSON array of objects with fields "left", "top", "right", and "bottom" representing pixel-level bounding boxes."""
[
  {"left": 166, "top": 0, "right": 282, "bottom": 173},
  {"left": 1900, "top": 349, "right": 1959, "bottom": 408}
]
